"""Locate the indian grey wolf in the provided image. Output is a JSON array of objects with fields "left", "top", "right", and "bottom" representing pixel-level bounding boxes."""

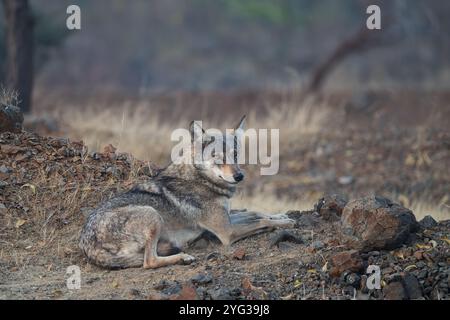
[{"left": 79, "top": 116, "right": 294, "bottom": 269}]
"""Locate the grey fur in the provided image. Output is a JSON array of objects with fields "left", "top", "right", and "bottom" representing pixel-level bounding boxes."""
[{"left": 79, "top": 118, "right": 294, "bottom": 269}]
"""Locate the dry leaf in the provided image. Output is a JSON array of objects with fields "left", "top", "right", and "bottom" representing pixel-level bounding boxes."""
[
  {"left": 21, "top": 183, "right": 36, "bottom": 194},
  {"left": 15, "top": 218, "right": 27, "bottom": 228}
]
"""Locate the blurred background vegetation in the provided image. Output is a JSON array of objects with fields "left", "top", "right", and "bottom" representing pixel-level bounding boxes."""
[{"left": 1, "top": 0, "right": 449, "bottom": 98}]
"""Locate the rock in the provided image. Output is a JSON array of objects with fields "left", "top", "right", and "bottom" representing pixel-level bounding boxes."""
[
  {"left": 209, "top": 288, "right": 234, "bottom": 300},
  {"left": 413, "top": 251, "right": 423, "bottom": 260},
  {"left": 383, "top": 273, "right": 423, "bottom": 300},
  {"left": 315, "top": 194, "right": 348, "bottom": 221},
  {"left": 0, "top": 165, "right": 11, "bottom": 174},
  {"left": 338, "top": 176, "right": 354, "bottom": 185},
  {"left": 233, "top": 248, "right": 246, "bottom": 260},
  {"left": 269, "top": 230, "right": 303, "bottom": 247},
  {"left": 383, "top": 281, "right": 407, "bottom": 300},
  {"left": 0, "top": 103, "right": 23, "bottom": 133},
  {"left": 419, "top": 215, "right": 438, "bottom": 229},
  {"left": 128, "top": 288, "right": 141, "bottom": 298},
  {"left": 329, "top": 250, "right": 364, "bottom": 277},
  {"left": 205, "top": 252, "right": 220, "bottom": 261},
  {"left": 402, "top": 273, "right": 423, "bottom": 299},
  {"left": 341, "top": 196, "right": 419, "bottom": 251},
  {"left": 169, "top": 283, "right": 199, "bottom": 300},
  {"left": 190, "top": 273, "right": 213, "bottom": 285},
  {"left": 344, "top": 273, "right": 361, "bottom": 288},
  {"left": 311, "top": 241, "right": 324, "bottom": 250}
]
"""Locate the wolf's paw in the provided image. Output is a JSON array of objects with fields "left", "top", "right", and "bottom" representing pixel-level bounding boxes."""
[{"left": 180, "top": 253, "right": 196, "bottom": 265}]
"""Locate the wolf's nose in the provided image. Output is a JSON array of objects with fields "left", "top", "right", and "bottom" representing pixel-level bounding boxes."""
[{"left": 233, "top": 172, "right": 244, "bottom": 182}]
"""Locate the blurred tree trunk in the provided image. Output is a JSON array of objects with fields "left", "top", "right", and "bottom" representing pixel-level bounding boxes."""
[{"left": 2, "top": 0, "right": 34, "bottom": 113}]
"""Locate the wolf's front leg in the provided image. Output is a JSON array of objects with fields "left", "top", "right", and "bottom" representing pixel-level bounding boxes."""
[{"left": 200, "top": 210, "right": 295, "bottom": 246}]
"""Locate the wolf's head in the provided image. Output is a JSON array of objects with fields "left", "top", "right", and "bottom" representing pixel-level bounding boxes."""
[{"left": 189, "top": 116, "right": 246, "bottom": 186}]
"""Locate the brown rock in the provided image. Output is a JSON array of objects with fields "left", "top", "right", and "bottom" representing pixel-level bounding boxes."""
[
  {"left": 413, "top": 251, "right": 423, "bottom": 260},
  {"left": 169, "top": 283, "right": 199, "bottom": 300},
  {"left": 341, "top": 196, "right": 419, "bottom": 251},
  {"left": 233, "top": 247, "right": 246, "bottom": 260},
  {"left": 329, "top": 250, "right": 363, "bottom": 277}
]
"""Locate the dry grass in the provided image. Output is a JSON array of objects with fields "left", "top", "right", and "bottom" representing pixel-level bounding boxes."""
[
  {"left": 409, "top": 198, "right": 450, "bottom": 221},
  {"left": 0, "top": 87, "right": 20, "bottom": 106},
  {"left": 54, "top": 95, "right": 329, "bottom": 165}
]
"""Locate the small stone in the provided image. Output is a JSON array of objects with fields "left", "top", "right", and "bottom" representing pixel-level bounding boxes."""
[
  {"left": 128, "top": 288, "right": 141, "bottom": 297},
  {"left": 383, "top": 281, "right": 407, "bottom": 300},
  {"left": 169, "top": 283, "right": 199, "bottom": 300},
  {"left": 206, "top": 252, "right": 220, "bottom": 261},
  {"left": 233, "top": 248, "right": 246, "bottom": 260},
  {"left": 419, "top": 215, "right": 438, "bottom": 229},
  {"left": 0, "top": 165, "right": 11, "bottom": 174},
  {"left": 314, "top": 194, "right": 348, "bottom": 221},
  {"left": 402, "top": 274, "right": 423, "bottom": 299},
  {"left": 209, "top": 288, "right": 233, "bottom": 300},
  {"left": 338, "top": 176, "right": 354, "bottom": 185},
  {"left": 413, "top": 251, "right": 423, "bottom": 260},
  {"left": 190, "top": 273, "right": 213, "bottom": 285},
  {"left": 345, "top": 273, "right": 361, "bottom": 288},
  {"left": 312, "top": 241, "right": 324, "bottom": 250},
  {"left": 329, "top": 250, "right": 364, "bottom": 277}
]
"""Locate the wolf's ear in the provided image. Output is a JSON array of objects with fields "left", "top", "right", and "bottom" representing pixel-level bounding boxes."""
[
  {"left": 189, "top": 120, "right": 205, "bottom": 142},
  {"left": 235, "top": 115, "right": 246, "bottom": 131}
]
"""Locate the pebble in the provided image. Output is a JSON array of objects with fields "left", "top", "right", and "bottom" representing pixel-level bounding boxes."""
[{"left": 191, "top": 273, "right": 213, "bottom": 285}]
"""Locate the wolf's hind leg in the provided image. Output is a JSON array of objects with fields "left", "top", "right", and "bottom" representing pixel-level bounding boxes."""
[{"left": 143, "top": 217, "right": 195, "bottom": 269}]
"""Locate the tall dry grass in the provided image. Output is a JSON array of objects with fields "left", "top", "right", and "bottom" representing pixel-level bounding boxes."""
[{"left": 55, "top": 96, "right": 329, "bottom": 165}]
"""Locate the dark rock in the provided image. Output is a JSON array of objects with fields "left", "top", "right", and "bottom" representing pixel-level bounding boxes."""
[
  {"left": 383, "top": 273, "right": 423, "bottom": 300},
  {"left": 315, "top": 194, "right": 348, "bottom": 221},
  {"left": 419, "top": 215, "right": 438, "bottom": 229},
  {"left": 402, "top": 274, "right": 423, "bottom": 299},
  {"left": 341, "top": 196, "right": 419, "bottom": 251},
  {"left": 383, "top": 281, "right": 407, "bottom": 300},
  {"left": 311, "top": 241, "right": 324, "bottom": 250},
  {"left": 190, "top": 273, "right": 213, "bottom": 285},
  {"left": 345, "top": 273, "right": 361, "bottom": 288},
  {"left": 206, "top": 252, "right": 220, "bottom": 261},
  {"left": 209, "top": 288, "right": 234, "bottom": 300}
]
